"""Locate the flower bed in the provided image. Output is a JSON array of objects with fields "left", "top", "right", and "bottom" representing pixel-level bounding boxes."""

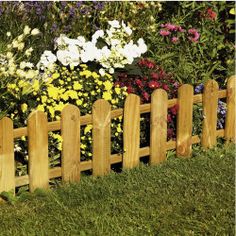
[{"left": 0, "top": 2, "right": 235, "bottom": 186}]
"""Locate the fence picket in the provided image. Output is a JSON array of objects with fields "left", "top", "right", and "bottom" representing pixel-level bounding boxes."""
[
  {"left": 28, "top": 111, "right": 48, "bottom": 192},
  {"left": 0, "top": 117, "right": 15, "bottom": 194},
  {"left": 201, "top": 80, "right": 219, "bottom": 148},
  {"left": 123, "top": 94, "right": 140, "bottom": 169},
  {"left": 92, "top": 99, "right": 111, "bottom": 176},
  {"left": 177, "top": 84, "right": 193, "bottom": 157},
  {"left": 225, "top": 76, "right": 235, "bottom": 143},
  {"left": 61, "top": 104, "right": 81, "bottom": 182},
  {"left": 150, "top": 89, "right": 168, "bottom": 165}
]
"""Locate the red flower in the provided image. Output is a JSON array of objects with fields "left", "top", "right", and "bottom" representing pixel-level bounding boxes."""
[
  {"left": 127, "top": 86, "right": 134, "bottom": 94},
  {"left": 151, "top": 72, "right": 158, "bottom": 80},
  {"left": 170, "top": 104, "right": 179, "bottom": 115},
  {"left": 148, "top": 80, "right": 160, "bottom": 89},
  {"left": 162, "top": 84, "right": 169, "bottom": 91},
  {"left": 206, "top": 8, "right": 217, "bottom": 20},
  {"left": 142, "top": 91, "right": 150, "bottom": 101},
  {"left": 135, "top": 79, "right": 143, "bottom": 88}
]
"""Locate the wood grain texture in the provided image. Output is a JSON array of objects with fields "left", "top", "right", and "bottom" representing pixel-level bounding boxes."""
[
  {"left": 61, "top": 104, "right": 81, "bottom": 182},
  {"left": 225, "top": 76, "right": 236, "bottom": 143},
  {"left": 150, "top": 89, "right": 168, "bottom": 165},
  {"left": 123, "top": 94, "right": 140, "bottom": 169},
  {"left": 201, "top": 80, "right": 219, "bottom": 148},
  {"left": 28, "top": 111, "right": 49, "bottom": 192},
  {"left": 92, "top": 99, "right": 111, "bottom": 176},
  {"left": 177, "top": 84, "right": 193, "bottom": 157},
  {"left": 0, "top": 117, "right": 15, "bottom": 193}
]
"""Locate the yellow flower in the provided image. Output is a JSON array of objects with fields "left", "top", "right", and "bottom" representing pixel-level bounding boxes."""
[
  {"left": 54, "top": 102, "right": 66, "bottom": 112},
  {"left": 102, "top": 92, "right": 112, "bottom": 101},
  {"left": 103, "top": 81, "right": 113, "bottom": 91},
  {"left": 76, "top": 100, "right": 82, "bottom": 106},
  {"left": 32, "top": 80, "right": 40, "bottom": 91},
  {"left": 67, "top": 90, "right": 78, "bottom": 99},
  {"left": 52, "top": 73, "right": 60, "bottom": 79},
  {"left": 21, "top": 103, "right": 28, "bottom": 113},
  {"left": 73, "top": 81, "right": 82, "bottom": 90},
  {"left": 48, "top": 86, "right": 59, "bottom": 99},
  {"left": 37, "top": 105, "right": 45, "bottom": 111},
  {"left": 84, "top": 125, "right": 93, "bottom": 134},
  {"left": 115, "top": 87, "right": 121, "bottom": 95},
  {"left": 41, "top": 96, "right": 47, "bottom": 103}
]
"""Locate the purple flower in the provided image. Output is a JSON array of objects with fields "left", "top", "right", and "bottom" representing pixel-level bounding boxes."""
[{"left": 194, "top": 83, "right": 204, "bottom": 94}]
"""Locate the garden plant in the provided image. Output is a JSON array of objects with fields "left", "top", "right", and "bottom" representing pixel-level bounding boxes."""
[{"left": 0, "top": 1, "right": 235, "bottom": 194}]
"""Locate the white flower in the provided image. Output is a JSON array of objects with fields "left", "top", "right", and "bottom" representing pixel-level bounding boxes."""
[
  {"left": 20, "top": 61, "right": 34, "bottom": 69},
  {"left": 80, "top": 42, "right": 97, "bottom": 63},
  {"left": 137, "top": 38, "right": 147, "bottom": 54},
  {"left": 108, "top": 20, "right": 120, "bottom": 28},
  {"left": 77, "top": 36, "right": 86, "bottom": 46},
  {"left": 31, "top": 28, "right": 40, "bottom": 36},
  {"left": 99, "top": 68, "right": 106, "bottom": 76},
  {"left": 110, "top": 39, "right": 120, "bottom": 46},
  {"left": 121, "top": 21, "right": 132, "bottom": 36},
  {"left": 6, "top": 32, "right": 11, "bottom": 37},
  {"left": 23, "top": 25, "right": 31, "bottom": 35},
  {"left": 109, "top": 68, "right": 114, "bottom": 74},
  {"left": 25, "top": 47, "right": 34, "bottom": 57},
  {"left": 92, "top": 30, "right": 104, "bottom": 44},
  {"left": 37, "top": 50, "right": 57, "bottom": 70}
]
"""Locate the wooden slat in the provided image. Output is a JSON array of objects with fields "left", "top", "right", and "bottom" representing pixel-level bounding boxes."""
[
  {"left": 92, "top": 99, "right": 111, "bottom": 176},
  {"left": 28, "top": 111, "right": 49, "bottom": 192},
  {"left": 123, "top": 94, "right": 140, "bottom": 169},
  {"left": 0, "top": 117, "right": 15, "bottom": 193},
  {"left": 225, "top": 76, "right": 236, "bottom": 142},
  {"left": 150, "top": 89, "right": 168, "bottom": 165},
  {"left": 177, "top": 84, "right": 193, "bottom": 157},
  {"left": 61, "top": 104, "right": 81, "bottom": 182},
  {"left": 201, "top": 80, "right": 219, "bottom": 148}
]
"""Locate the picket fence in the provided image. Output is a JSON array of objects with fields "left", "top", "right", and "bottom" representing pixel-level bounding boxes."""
[{"left": 0, "top": 76, "right": 235, "bottom": 194}]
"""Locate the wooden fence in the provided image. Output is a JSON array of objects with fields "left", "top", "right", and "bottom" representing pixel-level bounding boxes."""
[{"left": 0, "top": 76, "right": 235, "bottom": 193}]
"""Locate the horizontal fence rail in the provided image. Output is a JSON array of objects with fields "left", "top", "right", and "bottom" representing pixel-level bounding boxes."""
[{"left": 0, "top": 76, "right": 235, "bottom": 193}]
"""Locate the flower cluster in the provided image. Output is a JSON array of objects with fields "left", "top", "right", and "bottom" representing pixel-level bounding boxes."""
[
  {"left": 115, "top": 58, "right": 180, "bottom": 140},
  {"left": 6, "top": 63, "right": 128, "bottom": 161},
  {"left": 159, "top": 23, "right": 200, "bottom": 43},
  {"left": 0, "top": 26, "right": 40, "bottom": 82},
  {"left": 37, "top": 20, "right": 147, "bottom": 76}
]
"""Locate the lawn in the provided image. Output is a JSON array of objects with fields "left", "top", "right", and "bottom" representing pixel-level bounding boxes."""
[{"left": 0, "top": 143, "right": 234, "bottom": 235}]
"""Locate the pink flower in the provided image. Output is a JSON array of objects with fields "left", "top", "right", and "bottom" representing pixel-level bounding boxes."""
[
  {"left": 160, "top": 30, "right": 170, "bottom": 36},
  {"left": 171, "top": 37, "right": 179, "bottom": 43},
  {"left": 188, "top": 28, "right": 200, "bottom": 42},
  {"left": 164, "top": 23, "right": 177, "bottom": 31}
]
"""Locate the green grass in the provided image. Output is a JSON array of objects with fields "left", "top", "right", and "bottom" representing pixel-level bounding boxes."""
[{"left": 0, "top": 143, "right": 235, "bottom": 235}]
